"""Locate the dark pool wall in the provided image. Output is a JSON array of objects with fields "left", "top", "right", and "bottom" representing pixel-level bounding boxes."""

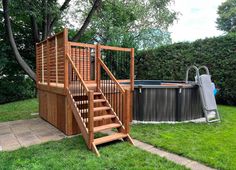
[{"left": 133, "top": 86, "right": 203, "bottom": 122}]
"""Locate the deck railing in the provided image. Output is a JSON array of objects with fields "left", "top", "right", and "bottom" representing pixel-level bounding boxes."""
[
  {"left": 36, "top": 29, "right": 67, "bottom": 87},
  {"left": 98, "top": 45, "right": 134, "bottom": 91},
  {"left": 68, "top": 42, "right": 96, "bottom": 81},
  {"left": 36, "top": 29, "right": 134, "bottom": 92},
  {"left": 99, "top": 58, "right": 130, "bottom": 133}
]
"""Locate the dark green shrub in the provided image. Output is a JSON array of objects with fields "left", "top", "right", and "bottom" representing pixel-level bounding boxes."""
[
  {"left": 136, "top": 34, "right": 236, "bottom": 105},
  {"left": 0, "top": 75, "right": 36, "bottom": 104}
]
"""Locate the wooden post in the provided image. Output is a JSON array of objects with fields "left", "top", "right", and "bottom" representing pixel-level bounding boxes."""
[
  {"left": 130, "top": 48, "right": 134, "bottom": 122},
  {"left": 47, "top": 40, "right": 50, "bottom": 86},
  {"left": 65, "top": 97, "right": 73, "bottom": 135},
  {"left": 35, "top": 43, "right": 38, "bottom": 87},
  {"left": 123, "top": 89, "right": 130, "bottom": 133},
  {"left": 64, "top": 28, "right": 69, "bottom": 89},
  {"left": 88, "top": 90, "right": 94, "bottom": 149},
  {"left": 130, "top": 48, "right": 134, "bottom": 91},
  {"left": 96, "top": 44, "right": 101, "bottom": 90}
]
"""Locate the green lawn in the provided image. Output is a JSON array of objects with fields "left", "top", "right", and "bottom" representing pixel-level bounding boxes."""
[
  {"left": 0, "top": 136, "right": 187, "bottom": 170},
  {"left": 0, "top": 99, "right": 38, "bottom": 122},
  {"left": 131, "top": 105, "right": 236, "bottom": 170}
]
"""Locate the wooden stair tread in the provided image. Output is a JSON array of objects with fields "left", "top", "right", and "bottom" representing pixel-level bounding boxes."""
[
  {"left": 76, "top": 99, "right": 106, "bottom": 105},
  {"left": 94, "top": 133, "right": 127, "bottom": 145},
  {"left": 94, "top": 123, "right": 121, "bottom": 133},
  {"left": 79, "top": 106, "right": 110, "bottom": 114},
  {"left": 72, "top": 92, "right": 101, "bottom": 97},
  {"left": 86, "top": 84, "right": 97, "bottom": 88},
  {"left": 94, "top": 106, "right": 110, "bottom": 112},
  {"left": 94, "top": 114, "right": 116, "bottom": 121},
  {"left": 94, "top": 99, "right": 106, "bottom": 103}
]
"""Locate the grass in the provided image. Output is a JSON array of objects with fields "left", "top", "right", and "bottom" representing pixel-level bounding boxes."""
[
  {"left": 0, "top": 99, "right": 38, "bottom": 122},
  {"left": 0, "top": 136, "right": 187, "bottom": 170},
  {"left": 131, "top": 105, "right": 236, "bottom": 170}
]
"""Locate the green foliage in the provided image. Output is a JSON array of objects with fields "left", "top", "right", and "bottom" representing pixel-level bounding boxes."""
[
  {"left": 0, "top": 32, "right": 36, "bottom": 103},
  {"left": 78, "top": 0, "right": 177, "bottom": 49},
  {"left": 0, "top": 75, "right": 35, "bottom": 104},
  {"left": 0, "top": 136, "right": 186, "bottom": 169},
  {"left": 0, "top": 41, "right": 36, "bottom": 104},
  {"left": 131, "top": 105, "right": 236, "bottom": 170},
  {"left": 216, "top": 0, "right": 236, "bottom": 32},
  {"left": 136, "top": 34, "right": 236, "bottom": 105},
  {"left": 0, "top": 0, "right": 65, "bottom": 103},
  {"left": 0, "top": 99, "right": 38, "bottom": 122}
]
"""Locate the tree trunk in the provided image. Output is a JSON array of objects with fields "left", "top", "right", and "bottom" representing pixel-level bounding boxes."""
[
  {"left": 30, "top": 15, "right": 40, "bottom": 43},
  {"left": 2, "top": 0, "right": 36, "bottom": 81},
  {"left": 42, "top": 0, "right": 48, "bottom": 40}
]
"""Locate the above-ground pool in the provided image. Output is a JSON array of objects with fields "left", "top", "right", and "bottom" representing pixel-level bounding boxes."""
[{"left": 129, "top": 80, "right": 204, "bottom": 122}]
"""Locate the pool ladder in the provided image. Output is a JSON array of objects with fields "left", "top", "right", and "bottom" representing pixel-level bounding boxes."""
[{"left": 185, "top": 65, "right": 221, "bottom": 123}]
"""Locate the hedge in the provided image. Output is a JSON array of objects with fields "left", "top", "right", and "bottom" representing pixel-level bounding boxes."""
[{"left": 136, "top": 34, "right": 236, "bottom": 105}]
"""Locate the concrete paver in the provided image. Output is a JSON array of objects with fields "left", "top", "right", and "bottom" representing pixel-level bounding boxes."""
[{"left": 0, "top": 118, "right": 65, "bottom": 151}]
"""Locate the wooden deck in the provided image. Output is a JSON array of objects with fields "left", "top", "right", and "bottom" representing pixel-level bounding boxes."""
[{"left": 36, "top": 28, "right": 134, "bottom": 155}]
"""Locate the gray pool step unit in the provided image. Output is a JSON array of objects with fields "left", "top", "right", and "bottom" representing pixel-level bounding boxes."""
[{"left": 186, "top": 65, "right": 220, "bottom": 123}]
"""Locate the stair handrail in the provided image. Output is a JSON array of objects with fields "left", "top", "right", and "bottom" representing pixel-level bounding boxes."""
[
  {"left": 98, "top": 57, "right": 125, "bottom": 94},
  {"left": 66, "top": 53, "right": 90, "bottom": 93},
  {"left": 66, "top": 53, "right": 94, "bottom": 148}
]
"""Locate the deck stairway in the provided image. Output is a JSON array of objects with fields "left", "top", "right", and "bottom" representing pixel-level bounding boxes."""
[{"left": 66, "top": 54, "right": 133, "bottom": 156}]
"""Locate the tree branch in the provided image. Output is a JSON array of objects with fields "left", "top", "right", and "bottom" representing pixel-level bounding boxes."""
[
  {"left": 60, "top": 0, "right": 72, "bottom": 11},
  {"left": 72, "top": 0, "right": 102, "bottom": 42},
  {"left": 48, "top": 0, "right": 72, "bottom": 34},
  {"left": 2, "top": 0, "right": 36, "bottom": 81}
]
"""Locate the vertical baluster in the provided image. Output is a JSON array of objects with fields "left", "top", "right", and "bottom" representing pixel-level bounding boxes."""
[
  {"left": 80, "top": 83, "right": 82, "bottom": 121},
  {"left": 109, "top": 79, "right": 111, "bottom": 108},
  {"left": 111, "top": 79, "right": 112, "bottom": 108},
  {"left": 113, "top": 80, "right": 115, "bottom": 109},
  {"left": 107, "top": 73, "right": 108, "bottom": 101},
  {"left": 130, "top": 48, "right": 134, "bottom": 91},
  {"left": 83, "top": 47, "right": 85, "bottom": 80},
  {"left": 87, "top": 47, "right": 89, "bottom": 81},
  {"left": 106, "top": 73, "right": 108, "bottom": 103},
  {"left": 75, "top": 47, "right": 77, "bottom": 74},
  {"left": 126, "top": 51, "right": 129, "bottom": 79},
  {"left": 121, "top": 92, "right": 123, "bottom": 124},
  {"left": 121, "top": 50, "right": 123, "bottom": 79},
  {"left": 113, "top": 80, "right": 115, "bottom": 110}
]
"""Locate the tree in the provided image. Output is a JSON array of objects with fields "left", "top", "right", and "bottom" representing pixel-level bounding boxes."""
[
  {"left": 0, "top": 16, "right": 36, "bottom": 103},
  {"left": 216, "top": 0, "right": 236, "bottom": 33},
  {"left": 2, "top": 0, "right": 102, "bottom": 81},
  {"left": 67, "top": 0, "right": 177, "bottom": 49}
]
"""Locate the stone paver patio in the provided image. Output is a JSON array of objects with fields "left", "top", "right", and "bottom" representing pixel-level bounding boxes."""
[{"left": 0, "top": 118, "right": 65, "bottom": 151}]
